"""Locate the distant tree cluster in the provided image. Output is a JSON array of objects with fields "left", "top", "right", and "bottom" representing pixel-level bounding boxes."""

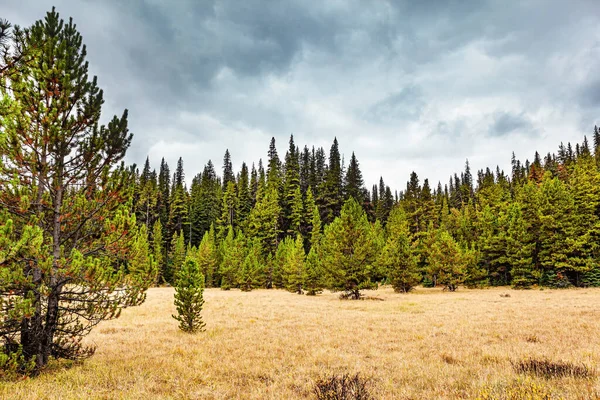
[{"left": 131, "top": 122, "right": 600, "bottom": 294}]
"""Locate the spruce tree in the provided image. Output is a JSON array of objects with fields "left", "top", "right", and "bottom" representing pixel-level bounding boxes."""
[
  {"left": 282, "top": 235, "right": 306, "bottom": 294},
  {"left": 222, "top": 149, "right": 235, "bottom": 190},
  {"left": 318, "top": 138, "right": 344, "bottom": 224},
  {"left": 173, "top": 258, "right": 206, "bottom": 333},
  {"left": 0, "top": 9, "right": 156, "bottom": 373},
  {"left": 237, "top": 162, "right": 252, "bottom": 225},
  {"left": 168, "top": 231, "right": 186, "bottom": 284},
  {"left": 238, "top": 236, "right": 263, "bottom": 291},
  {"left": 304, "top": 247, "right": 324, "bottom": 295},
  {"left": 195, "top": 226, "right": 219, "bottom": 287},
  {"left": 152, "top": 220, "right": 165, "bottom": 284},
  {"left": 427, "top": 229, "right": 466, "bottom": 291},
  {"left": 219, "top": 226, "right": 245, "bottom": 290},
  {"left": 537, "top": 174, "right": 574, "bottom": 287},
  {"left": 196, "top": 161, "right": 222, "bottom": 239},
  {"left": 321, "top": 198, "right": 376, "bottom": 299},
  {"left": 378, "top": 207, "right": 420, "bottom": 292},
  {"left": 344, "top": 152, "right": 364, "bottom": 203}
]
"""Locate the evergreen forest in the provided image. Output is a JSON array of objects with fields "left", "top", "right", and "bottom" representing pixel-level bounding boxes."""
[{"left": 132, "top": 129, "right": 600, "bottom": 295}]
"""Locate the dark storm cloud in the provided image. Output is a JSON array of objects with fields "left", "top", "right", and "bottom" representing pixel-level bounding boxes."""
[
  {"left": 489, "top": 112, "right": 534, "bottom": 137},
  {"left": 2, "top": 0, "right": 599, "bottom": 189}
]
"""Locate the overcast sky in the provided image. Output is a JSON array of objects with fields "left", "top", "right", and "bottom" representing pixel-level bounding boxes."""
[{"left": 3, "top": 0, "right": 599, "bottom": 191}]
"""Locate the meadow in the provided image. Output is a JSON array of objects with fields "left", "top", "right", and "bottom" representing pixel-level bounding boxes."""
[{"left": 1, "top": 287, "right": 599, "bottom": 399}]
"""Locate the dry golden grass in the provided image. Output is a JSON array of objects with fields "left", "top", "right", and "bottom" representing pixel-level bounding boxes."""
[{"left": 2, "top": 286, "right": 600, "bottom": 399}]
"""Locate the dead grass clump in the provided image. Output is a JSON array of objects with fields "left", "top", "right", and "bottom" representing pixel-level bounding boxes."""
[
  {"left": 441, "top": 353, "right": 461, "bottom": 365},
  {"left": 512, "top": 358, "right": 594, "bottom": 379},
  {"left": 525, "top": 334, "right": 540, "bottom": 343},
  {"left": 313, "top": 373, "right": 372, "bottom": 400}
]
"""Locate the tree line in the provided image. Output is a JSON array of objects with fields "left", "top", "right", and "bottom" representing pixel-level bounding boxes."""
[{"left": 134, "top": 127, "right": 600, "bottom": 294}]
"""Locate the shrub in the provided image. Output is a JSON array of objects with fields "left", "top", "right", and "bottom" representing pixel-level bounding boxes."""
[
  {"left": 313, "top": 373, "right": 372, "bottom": 400},
  {"left": 512, "top": 358, "right": 594, "bottom": 379}
]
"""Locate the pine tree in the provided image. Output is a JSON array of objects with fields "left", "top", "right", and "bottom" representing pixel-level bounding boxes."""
[
  {"left": 237, "top": 162, "right": 252, "bottom": 225},
  {"left": 222, "top": 149, "right": 235, "bottom": 189},
  {"left": 152, "top": 220, "right": 165, "bottom": 284},
  {"left": 304, "top": 247, "right": 323, "bottom": 295},
  {"left": 321, "top": 198, "right": 376, "bottom": 299},
  {"left": 0, "top": 9, "right": 156, "bottom": 373},
  {"left": 427, "top": 230, "right": 466, "bottom": 291},
  {"left": 196, "top": 161, "right": 222, "bottom": 239},
  {"left": 504, "top": 203, "right": 538, "bottom": 288},
  {"left": 168, "top": 158, "right": 189, "bottom": 243},
  {"left": 378, "top": 207, "right": 420, "bottom": 292},
  {"left": 344, "top": 152, "right": 364, "bottom": 203},
  {"left": 537, "top": 174, "right": 574, "bottom": 287},
  {"left": 195, "top": 226, "right": 219, "bottom": 287},
  {"left": 168, "top": 231, "right": 187, "bottom": 284},
  {"left": 245, "top": 186, "right": 281, "bottom": 259},
  {"left": 283, "top": 135, "right": 301, "bottom": 235},
  {"left": 318, "top": 138, "right": 344, "bottom": 224},
  {"left": 238, "top": 237, "right": 263, "bottom": 291},
  {"left": 219, "top": 227, "right": 245, "bottom": 290},
  {"left": 173, "top": 258, "right": 206, "bottom": 333},
  {"left": 220, "top": 181, "right": 238, "bottom": 234},
  {"left": 158, "top": 158, "right": 171, "bottom": 252},
  {"left": 282, "top": 235, "right": 306, "bottom": 294}
]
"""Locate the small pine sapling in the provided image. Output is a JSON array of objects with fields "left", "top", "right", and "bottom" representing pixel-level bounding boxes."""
[{"left": 173, "top": 258, "right": 206, "bottom": 333}]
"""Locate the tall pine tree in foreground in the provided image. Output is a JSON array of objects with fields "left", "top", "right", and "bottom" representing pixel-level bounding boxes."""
[
  {"left": 0, "top": 9, "right": 156, "bottom": 374},
  {"left": 173, "top": 258, "right": 206, "bottom": 333}
]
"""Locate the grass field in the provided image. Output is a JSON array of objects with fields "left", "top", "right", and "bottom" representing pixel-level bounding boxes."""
[{"left": 1, "top": 286, "right": 599, "bottom": 399}]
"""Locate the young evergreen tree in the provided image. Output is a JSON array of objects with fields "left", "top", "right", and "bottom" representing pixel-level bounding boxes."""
[
  {"left": 282, "top": 235, "right": 306, "bottom": 294},
  {"left": 173, "top": 258, "right": 206, "bottom": 333},
  {"left": 0, "top": 9, "right": 156, "bottom": 373},
  {"left": 321, "top": 198, "right": 376, "bottom": 299},
  {"left": 304, "top": 247, "right": 324, "bottom": 295},
  {"left": 195, "top": 226, "right": 219, "bottom": 287},
  {"left": 219, "top": 226, "right": 245, "bottom": 290},
  {"left": 238, "top": 236, "right": 262, "bottom": 291},
  {"left": 427, "top": 230, "right": 466, "bottom": 291},
  {"left": 152, "top": 220, "right": 165, "bottom": 284},
  {"left": 378, "top": 207, "right": 420, "bottom": 292},
  {"left": 168, "top": 231, "right": 186, "bottom": 285}
]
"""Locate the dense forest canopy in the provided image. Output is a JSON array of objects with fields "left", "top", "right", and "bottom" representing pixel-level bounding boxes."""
[{"left": 132, "top": 127, "right": 600, "bottom": 293}]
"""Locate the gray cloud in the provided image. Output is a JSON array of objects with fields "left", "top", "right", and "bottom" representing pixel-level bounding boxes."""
[
  {"left": 2, "top": 0, "right": 599, "bottom": 190},
  {"left": 489, "top": 112, "right": 534, "bottom": 137}
]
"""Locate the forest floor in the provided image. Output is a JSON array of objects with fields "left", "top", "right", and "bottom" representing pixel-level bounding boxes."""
[{"left": 1, "top": 286, "right": 600, "bottom": 399}]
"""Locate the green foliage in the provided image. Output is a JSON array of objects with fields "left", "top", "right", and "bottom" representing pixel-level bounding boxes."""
[
  {"left": 378, "top": 207, "right": 420, "bottom": 293},
  {"left": 167, "top": 231, "right": 186, "bottom": 285},
  {"left": 304, "top": 247, "right": 324, "bottom": 295},
  {"left": 152, "top": 220, "right": 165, "bottom": 285},
  {"left": 194, "top": 226, "right": 218, "bottom": 287},
  {"left": 321, "top": 198, "right": 376, "bottom": 299},
  {"left": 0, "top": 8, "right": 155, "bottom": 374},
  {"left": 427, "top": 229, "right": 467, "bottom": 291},
  {"left": 238, "top": 238, "right": 264, "bottom": 292},
  {"left": 0, "top": 346, "right": 36, "bottom": 381},
  {"left": 219, "top": 226, "right": 245, "bottom": 290},
  {"left": 281, "top": 235, "right": 306, "bottom": 294},
  {"left": 173, "top": 258, "right": 206, "bottom": 333}
]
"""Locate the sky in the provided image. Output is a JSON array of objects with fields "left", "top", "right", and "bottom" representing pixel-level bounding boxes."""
[{"left": 2, "top": 0, "right": 599, "bottom": 191}]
